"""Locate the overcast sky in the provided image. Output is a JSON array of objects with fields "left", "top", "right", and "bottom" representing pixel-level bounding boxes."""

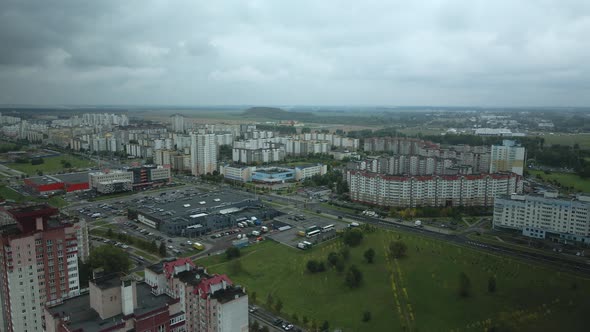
[{"left": 1, "top": 0, "right": 589, "bottom": 107}]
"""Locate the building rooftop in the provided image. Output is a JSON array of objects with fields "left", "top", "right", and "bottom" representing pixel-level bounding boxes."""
[
  {"left": 176, "top": 269, "right": 211, "bottom": 286},
  {"left": 134, "top": 189, "right": 259, "bottom": 221},
  {"left": 91, "top": 273, "right": 123, "bottom": 290},
  {"left": 211, "top": 286, "right": 246, "bottom": 304},
  {"left": 46, "top": 283, "right": 175, "bottom": 332},
  {"left": 54, "top": 171, "right": 90, "bottom": 184},
  {"left": 26, "top": 175, "right": 59, "bottom": 185}
]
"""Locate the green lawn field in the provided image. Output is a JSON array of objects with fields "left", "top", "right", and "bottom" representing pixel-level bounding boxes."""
[
  {"left": 529, "top": 170, "right": 590, "bottom": 193},
  {"left": 197, "top": 231, "right": 590, "bottom": 332},
  {"left": 7, "top": 154, "right": 95, "bottom": 175},
  {"left": 0, "top": 186, "right": 68, "bottom": 207},
  {"left": 538, "top": 133, "right": 590, "bottom": 149}
]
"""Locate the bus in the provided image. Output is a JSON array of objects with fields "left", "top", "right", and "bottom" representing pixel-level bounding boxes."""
[
  {"left": 193, "top": 242, "right": 205, "bottom": 250},
  {"left": 306, "top": 230, "right": 321, "bottom": 238},
  {"left": 321, "top": 224, "right": 334, "bottom": 232}
]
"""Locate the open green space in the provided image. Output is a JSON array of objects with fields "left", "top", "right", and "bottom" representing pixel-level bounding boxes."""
[
  {"left": 0, "top": 186, "right": 27, "bottom": 202},
  {"left": 0, "top": 186, "right": 69, "bottom": 207},
  {"left": 529, "top": 170, "right": 590, "bottom": 193},
  {"left": 540, "top": 133, "right": 590, "bottom": 149},
  {"left": 197, "top": 231, "right": 590, "bottom": 332},
  {"left": 7, "top": 154, "right": 95, "bottom": 175}
]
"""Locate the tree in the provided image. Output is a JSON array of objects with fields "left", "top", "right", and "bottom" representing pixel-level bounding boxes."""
[
  {"left": 488, "top": 276, "right": 497, "bottom": 293},
  {"left": 251, "top": 321, "right": 260, "bottom": 331},
  {"left": 150, "top": 240, "right": 157, "bottom": 252},
  {"left": 159, "top": 242, "right": 167, "bottom": 257},
  {"left": 321, "top": 321, "right": 330, "bottom": 331},
  {"left": 340, "top": 247, "right": 350, "bottom": 261},
  {"left": 345, "top": 265, "right": 363, "bottom": 288},
  {"left": 266, "top": 293, "right": 274, "bottom": 307},
  {"left": 302, "top": 316, "right": 309, "bottom": 326},
  {"left": 364, "top": 248, "right": 375, "bottom": 263},
  {"left": 307, "top": 259, "right": 323, "bottom": 273},
  {"left": 225, "top": 246, "right": 241, "bottom": 260},
  {"left": 275, "top": 298, "right": 283, "bottom": 313},
  {"left": 106, "top": 228, "right": 113, "bottom": 237},
  {"left": 362, "top": 311, "right": 372, "bottom": 322},
  {"left": 228, "top": 260, "right": 244, "bottom": 275},
  {"left": 389, "top": 241, "right": 408, "bottom": 259},
  {"left": 87, "top": 246, "right": 131, "bottom": 274},
  {"left": 343, "top": 228, "right": 363, "bottom": 247},
  {"left": 327, "top": 252, "right": 340, "bottom": 267},
  {"left": 260, "top": 326, "right": 269, "bottom": 332},
  {"left": 458, "top": 272, "right": 472, "bottom": 298},
  {"left": 250, "top": 291, "right": 257, "bottom": 304},
  {"left": 335, "top": 259, "right": 345, "bottom": 273}
]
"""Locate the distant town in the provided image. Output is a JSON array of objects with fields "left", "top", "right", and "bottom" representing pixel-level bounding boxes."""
[{"left": 0, "top": 106, "right": 589, "bottom": 332}]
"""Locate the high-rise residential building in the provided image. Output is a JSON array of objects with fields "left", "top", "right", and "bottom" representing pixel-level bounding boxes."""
[
  {"left": 493, "top": 192, "right": 590, "bottom": 244},
  {"left": 0, "top": 204, "right": 83, "bottom": 332},
  {"left": 170, "top": 114, "right": 185, "bottom": 133},
  {"left": 45, "top": 271, "right": 184, "bottom": 332},
  {"left": 489, "top": 140, "right": 526, "bottom": 176},
  {"left": 145, "top": 258, "right": 248, "bottom": 332},
  {"left": 191, "top": 133, "right": 218, "bottom": 176}
]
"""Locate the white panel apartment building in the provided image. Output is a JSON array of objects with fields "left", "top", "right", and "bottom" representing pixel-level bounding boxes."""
[
  {"left": 493, "top": 192, "right": 590, "bottom": 244},
  {"left": 490, "top": 140, "right": 526, "bottom": 176},
  {"left": 191, "top": 133, "right": 218, "bottom": 176},
  {"left": 347, "top": 170, "right": 522, "bottom": 208}
]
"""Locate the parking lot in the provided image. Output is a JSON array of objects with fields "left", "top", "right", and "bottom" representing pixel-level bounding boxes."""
[{"left": 267, "top": 211, "right": 349, "bottom": 249}]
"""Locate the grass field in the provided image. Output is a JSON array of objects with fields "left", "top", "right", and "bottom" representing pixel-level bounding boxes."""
[
  {"left": 7, "top": 154, "right": 95, "bottom": 175},
  {"left": 529, "top": 170, "right": 590, "bottom": 192},
  {"left": 197, "top": 231, "right": 590, "bottom": 332},
  {"left": 540, "top": 133, "right": 590, "bottom": 149},
  {"left": 0, "top": 186, "right": 26, "bottom": 202}
]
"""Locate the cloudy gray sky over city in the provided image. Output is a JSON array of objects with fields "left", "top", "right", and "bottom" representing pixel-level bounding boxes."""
[{"left": 1, "top": 0, "right": 589, "bottom": 106}]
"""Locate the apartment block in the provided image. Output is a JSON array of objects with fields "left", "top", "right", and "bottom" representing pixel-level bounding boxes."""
[
  {"left": 347, "top": 170, "right": 522, "bottom": 208},
  {"left": 145, "top": 258, "right": 248, "bottom": 332},
  {"left": 191, "top": 133, "right": 218, "bottom": 176},
  {"left": 490, "top": 140, "right": 526, "bottom": 176},
  {"left": 45, "top": 272, "right": 184, "bottom": 332},
  {"left": 0, "top": 204, "right": 83, "bottom": 332},
  {"left": 493, "top": 192, "right": 590, "bottom": 244}
]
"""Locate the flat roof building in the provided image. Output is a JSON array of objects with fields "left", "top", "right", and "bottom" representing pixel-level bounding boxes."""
[
  {"left": 45, "top": 272, "right": 183, "bottom": 332},
  {"left": 493, "top": 192, "right": 590, "bottom": 244},
  {"left": 130, "top": 189, "right": 280, "bottom": 236}
]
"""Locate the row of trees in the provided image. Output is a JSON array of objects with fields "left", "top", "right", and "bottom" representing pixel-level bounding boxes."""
[
  {"left": 303, "top": 170, "right": 349, "bottom": 195},
  {"left": 458, "top": 272, "right": 497, "bottom": 298}
]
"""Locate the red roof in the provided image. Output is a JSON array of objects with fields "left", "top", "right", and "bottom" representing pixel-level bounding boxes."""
[
  {"left": 195, "top": 274, "right": 233, "bottom": 298},
  {"left": 164, "top": 257, "right": 195, "bottom": 279}
]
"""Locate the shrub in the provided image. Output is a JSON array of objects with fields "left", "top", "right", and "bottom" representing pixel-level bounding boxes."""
[
  {"left": 389, "top": 241, "right": 408, "bottom": 259},
  {"left": 343, "top": 229, "right": 363, "bottom": 247}
]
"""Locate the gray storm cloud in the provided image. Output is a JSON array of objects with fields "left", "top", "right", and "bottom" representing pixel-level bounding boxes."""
[{"left": 0, "top": 0, "right": 589, "bottom": 106}]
